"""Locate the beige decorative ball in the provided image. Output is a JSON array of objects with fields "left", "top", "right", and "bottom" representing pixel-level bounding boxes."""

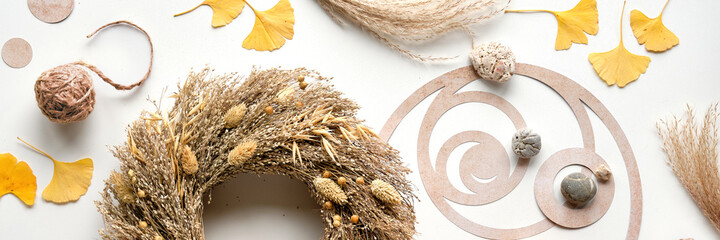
[{"left": 469, "top": 42, "right": 516, "bottom": 83}]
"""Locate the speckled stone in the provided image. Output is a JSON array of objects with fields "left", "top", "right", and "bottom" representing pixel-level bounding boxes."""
[{"left": 560, "top": 172, "right": 597, "bottom": 207}]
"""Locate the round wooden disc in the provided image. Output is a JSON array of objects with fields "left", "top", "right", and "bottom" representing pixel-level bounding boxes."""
[
  {"left": 27, "top": 0, "right": 74, "bottom": 23},
  {"left": 2, "top": 38, "right": 33, "bottom": 68}
]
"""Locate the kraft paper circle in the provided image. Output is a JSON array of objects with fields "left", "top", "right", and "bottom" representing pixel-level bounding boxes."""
[
  {"left": 28, "top": 0, "right": 74, "bottom": 23},
  {"left": 2, "top": 38, "right": 33, "bottom": 68}
]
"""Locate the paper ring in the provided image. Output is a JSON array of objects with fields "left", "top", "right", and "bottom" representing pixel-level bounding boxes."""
[{"left": 534, "top": 148, "right": 615, "bottom": 229}]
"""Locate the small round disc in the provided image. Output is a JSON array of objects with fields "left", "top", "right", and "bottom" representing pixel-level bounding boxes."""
[
  {"left": 28, "top": 0, "right": 74, "bottom": 23},
  {"left": 2, "top": 38, "right": 33, "bottom": 68}
]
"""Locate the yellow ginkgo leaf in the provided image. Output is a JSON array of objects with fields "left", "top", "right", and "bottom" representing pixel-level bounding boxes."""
[
  {"left": 175, "top": 0, "right": 246, "bottom": 28},
  {"left": 630, "top": 0, "right": 678, "bottom": 52},
  {"left": 506, "top": 0, "right": 598, "bottom": 50},
  {"left": 0, "top": 153, "right": 37, "bottom": 206},
  {"left": 588, "top": 1, "right": 650, "bottom": 88},
  {"left": 242, "top": 0, "right": 295, "bottom": 51},
  {"left": 18, "top": 138, "right": 94, "bottom": 203}
]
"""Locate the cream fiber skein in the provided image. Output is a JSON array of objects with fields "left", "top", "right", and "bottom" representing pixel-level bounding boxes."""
[{"left": 34, "top": 20, "right": 153, "bottom": 124}]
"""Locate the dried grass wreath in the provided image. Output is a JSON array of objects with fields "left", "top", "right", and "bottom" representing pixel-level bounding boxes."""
[{"left": 96, "top": 68, "right": 416, "bottom": 240}]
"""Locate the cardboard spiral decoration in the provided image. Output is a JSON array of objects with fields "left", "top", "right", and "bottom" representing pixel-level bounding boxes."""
[{"left": 97, "top": 68, "right": 416, "bottom": 240}]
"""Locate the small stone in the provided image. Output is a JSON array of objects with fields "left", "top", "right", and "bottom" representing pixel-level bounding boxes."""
[
  {"left": 512, "top": 128, "right": 541, "bottom": 158},
  {"left": 469, "top": 41, "right": 516, "bottom": 83},
  {"left": 594, "top": 164, "right": 612, "bottom": 182},
  {"left": 561, "top": 172, "right": 597, "bottom": 207}
]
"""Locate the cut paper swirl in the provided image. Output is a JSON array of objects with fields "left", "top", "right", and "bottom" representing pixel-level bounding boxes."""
[{"left": 380, "top": 63, "right": 642, "bottom": 239}]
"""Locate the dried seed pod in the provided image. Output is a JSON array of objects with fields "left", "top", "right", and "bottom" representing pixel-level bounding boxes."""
[
  {"left": 370, "top": 179, "right": 402, "bottom": 205},
  {"left": 355, "top": 177, "right": 365, "bottom": 185},
  {"left": 139, "top": 221, "right": 148, "bottom": 229},
  {"left": 228, "top": 140, "right": 257, "bottom": 166},
  {"left": 337, "top": 177, "right": 347, "bottom": 186},
  {"left": 299, "top": 81, "right": 308, "bottom": 90},
  {"left": 298, "top": 75, "right": 305, "bottom": 82},
  {"left": 322, "top": 170, "right": 331, "bottom": 178},
  {"left": 154, "top": 236, "right": 163, "bottom": 240},
  {"left": 333, "top": 215, "right": 342, "bottom": 222},
  {"left": 276, "top": 87, "right": 295, "bottom": 103},
  {"left": 295, "top": 101, "right": 303, "bottom": 108},
  {"left": 180, "top": 145, "right": 198, "bottom": 175},
  {"left": 595, "top": 164, "right": 612, "bottom": 182},
  {"left": 223, "top": 103, "right": 247, "bottom": 129},
  {"left": 110, "top": 171, "right": 135, "bottom": 204},
  {"left": 137, "top": 189, "right": 146, "bottom": 198},
  {"left": 314, "top": 177, "right": 348, "bottom": 205},
  {"left": 332, "top": 220, "right": 340, "bottom": 227},
  {"left": 264, "top": 106, "right": 274, "bottom": 114},
  {"left": 350, "top": 215, "right": 359, "bottom": 224}
]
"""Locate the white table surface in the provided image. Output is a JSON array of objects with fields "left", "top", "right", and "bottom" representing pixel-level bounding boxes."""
[{"left": 1, "top": 0, "right": 719, "bottom": 239}]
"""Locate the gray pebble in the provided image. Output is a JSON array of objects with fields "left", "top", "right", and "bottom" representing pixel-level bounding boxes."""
[{"left": 560, "top": 172, "right": 597, "bottom": 207}]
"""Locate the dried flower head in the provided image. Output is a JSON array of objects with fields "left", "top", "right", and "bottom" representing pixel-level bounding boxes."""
[
  {"left": 109, "top": 171, "right": 135, "bottom": 204},
  {"left": 370, "top": 179, "right": 402, "bottom": 205},
  {"left": 228, "top": 140, "right": 257, "bottom": 166},
  {"left": 223, "top": 104, "right": 247, "bottom": 129},
  {"left": 356, "top": 177, "right": 365, "bottom": 185},
  {"left": 314, "top": 177, "right": 348, "bottom": 205},
  {"left": 139, "top": 221, "right": 148, "bottom": 229},
  {"left": 180, "top": 145, "right": 198, "bottom": 175},
  {"left": 137, "top": 189, "right": 146, "bottom": 198},
  {"left": 337, "top": 177, "right": 347, "bottom": 186},
  {"left": 351, "top": 215, "right": 359, "bottom": 224}
]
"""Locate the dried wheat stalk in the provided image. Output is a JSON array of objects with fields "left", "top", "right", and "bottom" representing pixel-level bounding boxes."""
[
  {"left": 97, "top": 68, "right": 416, "bottom": 240},
  {"left": 315, "top": 0, "right": 510, "bottom": 61},
  {"left": 658, "top": 103, "right": 720, "bottom": 232}
]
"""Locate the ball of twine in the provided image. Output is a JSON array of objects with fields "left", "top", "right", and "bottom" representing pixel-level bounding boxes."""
[
  {"left": 470, "top": 41, "right": 516, "bottom": 83},
  {"left": 35, "top": 20, "right": 153, "bottom": 124},
  {"left": 35, "top": 64, "right": 96, "bottom": 123}
]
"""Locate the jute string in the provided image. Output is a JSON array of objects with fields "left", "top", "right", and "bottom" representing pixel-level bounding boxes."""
[{"left": 35, "top": 20, "right": 153, "bottom": 123}]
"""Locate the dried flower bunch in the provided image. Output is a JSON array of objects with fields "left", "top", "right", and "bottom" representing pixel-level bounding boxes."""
[
  {"left": 96, "top": 68, "right": 416, "bottom": 240},
  {"left": 658, "top": 104, "right": 720, "bottom": 233}
]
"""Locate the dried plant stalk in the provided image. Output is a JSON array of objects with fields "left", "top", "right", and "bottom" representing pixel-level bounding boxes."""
[
  {"left": 657, "top": 104, "right": 720, "bottom": 232},
  {"left": 97, "top": 68, "right": 416, "bottom": 240},
  {"left": 315, "top": 0, "right": 510, "bottom": 61}
]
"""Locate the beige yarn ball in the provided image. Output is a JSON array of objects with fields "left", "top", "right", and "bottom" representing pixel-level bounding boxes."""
[
  {"left": 35, "top": 64, "right": 96, "bottom": 123},
  {"left": 470, "top": 42, "right": 516, "bottom": 83},
  {"left": 34, "top": 20, "right": 153, "bottom": 124}
]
